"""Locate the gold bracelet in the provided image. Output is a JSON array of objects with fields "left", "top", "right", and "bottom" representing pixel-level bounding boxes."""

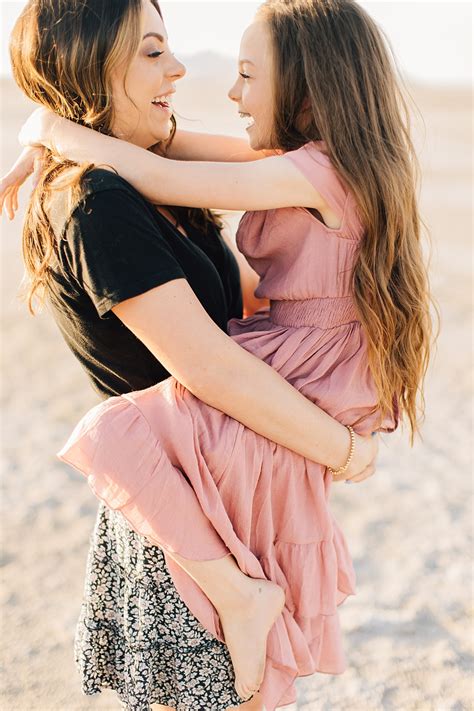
[{"left": 328, "top": 425, "right": 355, "bottom": 478}]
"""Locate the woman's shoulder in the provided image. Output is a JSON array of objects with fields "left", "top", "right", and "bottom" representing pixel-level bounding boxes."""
[
  {"left": 47, "top": 167, "right": 151, "bottom": 248},
  {"left": 81, "top": 167, "right": 139, "bottom": 199},
  {"left": 71, "top": 168, "right": 150, "bottom": 227}
]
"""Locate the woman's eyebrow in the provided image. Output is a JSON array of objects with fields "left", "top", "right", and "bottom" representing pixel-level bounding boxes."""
[
  {"left": 143, "top": 31, "right": 165, "bottom": 41},
  {"left": 239, "top": 59, "right": 255, "bottom": 66}
]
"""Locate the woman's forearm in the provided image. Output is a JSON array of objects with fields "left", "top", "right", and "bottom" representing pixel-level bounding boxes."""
[
  {"left": 115, "top": 282, "right": 357, "bottom": 472},
  {"left": 190, "top": 334, "right": 352, "bottom": 472}
]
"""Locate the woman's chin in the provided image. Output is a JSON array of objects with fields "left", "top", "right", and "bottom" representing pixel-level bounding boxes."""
[
  {"left": 152, "top": 128, "right": 172, "bottom": 145},
  {"left": 144, "top": 120, "right": 173, "bottom": 147}
]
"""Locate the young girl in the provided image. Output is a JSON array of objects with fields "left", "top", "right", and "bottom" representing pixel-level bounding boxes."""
[{"left": 5, "top": 0, "right": 431, "bottom": 709}]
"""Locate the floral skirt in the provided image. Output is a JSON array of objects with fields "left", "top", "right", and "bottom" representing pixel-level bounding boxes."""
[{"left": 74, "top": 503, "right": 244, "bottom": 711}]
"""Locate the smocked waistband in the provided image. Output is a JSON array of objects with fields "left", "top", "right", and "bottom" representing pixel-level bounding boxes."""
[{"left": 269, "top": 296, "right": 359, "bottom": 329}]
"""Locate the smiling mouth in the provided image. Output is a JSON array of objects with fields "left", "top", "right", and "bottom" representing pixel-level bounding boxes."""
[
  {"left": 239, "top": 111, "right": 255, "bottom": 129},
  {"left": 151, "top": 94, "right": 173, "bottom": 109}
]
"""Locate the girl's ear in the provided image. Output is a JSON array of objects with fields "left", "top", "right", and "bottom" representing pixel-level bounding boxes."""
[{"left": 296, "top": 98, "right": 313, "bottom": 134}]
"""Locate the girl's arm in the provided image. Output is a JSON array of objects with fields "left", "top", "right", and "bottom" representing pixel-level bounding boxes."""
[
  {"left": 0, "top": 146, "right": 44, "bottom": 220},
  {"left": 112, "top": 278, "right": 377, "bottom": 481},
  {"left": 160, "top": 129, "right": 274, "bottom": 163},
  {"left": 23, "top": 111, "right": 328, "bottom": 214}
]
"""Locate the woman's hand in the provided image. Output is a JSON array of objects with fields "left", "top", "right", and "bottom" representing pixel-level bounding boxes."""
[
  {"left": 0, "top": 146, "right": 45, "bottom": 220},
  {"left": 332, "top": 432, "right": 379, "bottom": 485}
]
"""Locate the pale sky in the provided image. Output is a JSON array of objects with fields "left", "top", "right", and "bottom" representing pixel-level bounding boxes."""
[{"left": 0, "top": 0, "right": 472, "bottom": 85}]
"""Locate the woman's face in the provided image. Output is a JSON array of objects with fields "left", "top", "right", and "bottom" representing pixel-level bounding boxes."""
[
  {"left": 110, "top": 1, "right": 185, "bottom": 148},
  {"left": 228, "top": 20, "right": 275, "bottom": 151}
]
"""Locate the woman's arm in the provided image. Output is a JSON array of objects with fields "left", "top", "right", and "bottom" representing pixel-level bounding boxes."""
[
  {"left": 112, "top": 278, "right": 377, "bottom": 480},
  {"left": 160, "top": 129, "right": 275, "bottom": 163},
  {"left": 0, "top": 149, "right": 376, "bottom": 478},
  {"left": 23, "top": 111, "right": 327, "bottom": 213}
]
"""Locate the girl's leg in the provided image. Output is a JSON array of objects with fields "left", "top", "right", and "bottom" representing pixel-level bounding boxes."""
[
  {"left": 166, "top": 551, "right": 285, "bottom": 702},
  {"left": 127, "top": 454, "right": 285, "bottom": 701},
  {"left": 152, "top": 691, "right": 265, "bottom": 711},
  {"left": 228, "top": 691, "right": 266, "bottom": 710},
  {"left": 83, "top": 439, "right": 284, "bottom": 700}
]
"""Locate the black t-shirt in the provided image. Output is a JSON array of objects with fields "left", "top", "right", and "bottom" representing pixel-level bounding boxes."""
[{"left": 46, "top": 169, "right": 243, "bottom": 398}]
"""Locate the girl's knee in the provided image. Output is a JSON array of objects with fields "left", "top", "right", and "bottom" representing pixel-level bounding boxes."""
[{"left": 227, "top": 691, "right": 265, "bottom": 710}]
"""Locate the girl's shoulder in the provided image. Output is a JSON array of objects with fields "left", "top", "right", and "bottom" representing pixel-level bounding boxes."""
[
  {"left": 283, "top": 141, "right": 343, "bottom": 184},
  {"left": 284, "top": 140, "right": 332, "bottom": 164},
  {"left": 283, "top": 141, "right": 363, "bottom": 238}
]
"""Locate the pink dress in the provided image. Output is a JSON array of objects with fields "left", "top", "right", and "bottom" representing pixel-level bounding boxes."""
[{"left": 58, "top": 142, "right": 397, "bottom": 710}]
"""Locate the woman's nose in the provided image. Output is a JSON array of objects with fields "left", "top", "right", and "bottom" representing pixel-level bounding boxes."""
[{"left": 168, "top": 55, "right": 186, "bottom": 81}]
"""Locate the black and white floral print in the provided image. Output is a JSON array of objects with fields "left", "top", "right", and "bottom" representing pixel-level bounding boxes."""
[{"left": 74, "top": 503, "right": 244, "bottom": 711}]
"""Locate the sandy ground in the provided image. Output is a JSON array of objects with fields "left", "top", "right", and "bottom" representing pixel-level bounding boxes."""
[{"left": 0, "top": 68, "right": 472, "bottom": 711}]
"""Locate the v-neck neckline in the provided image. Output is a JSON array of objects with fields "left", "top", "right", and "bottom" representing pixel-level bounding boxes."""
[{"left": 155, "top": 208, "right": 189, "bottom": 239}]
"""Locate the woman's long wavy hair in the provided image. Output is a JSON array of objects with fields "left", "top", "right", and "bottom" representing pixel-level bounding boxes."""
[
  {"left": 258, "top": 0, "right": 433, "bottom": 440},
  {"left": 10, "top": 0, "right": 222, "bottom": 315}
]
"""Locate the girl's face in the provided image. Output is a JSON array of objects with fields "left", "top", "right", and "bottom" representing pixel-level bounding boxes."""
[
  {"left": 228, "top": 20, "right": 275, "bottom": 151},
  {"left": 110, "top": 1, "right": 185, "bottom": 148}
]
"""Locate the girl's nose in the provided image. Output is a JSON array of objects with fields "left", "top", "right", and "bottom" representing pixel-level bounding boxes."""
[{"left": 228, "top": 79, "right": 240, "bottom": 103}]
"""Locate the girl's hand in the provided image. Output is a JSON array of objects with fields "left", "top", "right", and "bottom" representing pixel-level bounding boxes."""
[
  {"left": 0, "top": 146, "right": 45, "bottom": 220},
  {"left": 332, "top": 432, "right": 379, "bottom": 484}
]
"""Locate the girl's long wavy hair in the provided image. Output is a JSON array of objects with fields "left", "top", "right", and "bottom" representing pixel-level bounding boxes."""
[
  {"left": 258, "top": 0, "right": 433, "bottom": 441},
  {"left": 10, "top": 0, "right": 222, "bottom": 315}
]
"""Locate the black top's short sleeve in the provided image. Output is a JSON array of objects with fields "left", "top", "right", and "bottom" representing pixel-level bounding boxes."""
[
  {"left": 65, "top": 178, "right": 185, "bottom": 318},
  {"left": 47, "top": 169, "right": 243, "bottom": 398}
]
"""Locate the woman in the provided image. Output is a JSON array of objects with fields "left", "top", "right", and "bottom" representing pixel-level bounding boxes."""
[{"left": 1, "top": 1, "right": 378, "bottom": 709}]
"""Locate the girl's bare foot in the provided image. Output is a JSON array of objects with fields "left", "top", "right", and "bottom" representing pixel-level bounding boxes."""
[
  {"left": 217, "top": 577, "right": 285, "bottom": 701},
  {"left": 167, "top": 552, "right": 284, "bottom": 702}
]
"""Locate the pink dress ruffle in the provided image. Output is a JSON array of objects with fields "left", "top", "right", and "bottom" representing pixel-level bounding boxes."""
[{"left": 58, "top": 142, "right": 397, "bottom": 711}]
